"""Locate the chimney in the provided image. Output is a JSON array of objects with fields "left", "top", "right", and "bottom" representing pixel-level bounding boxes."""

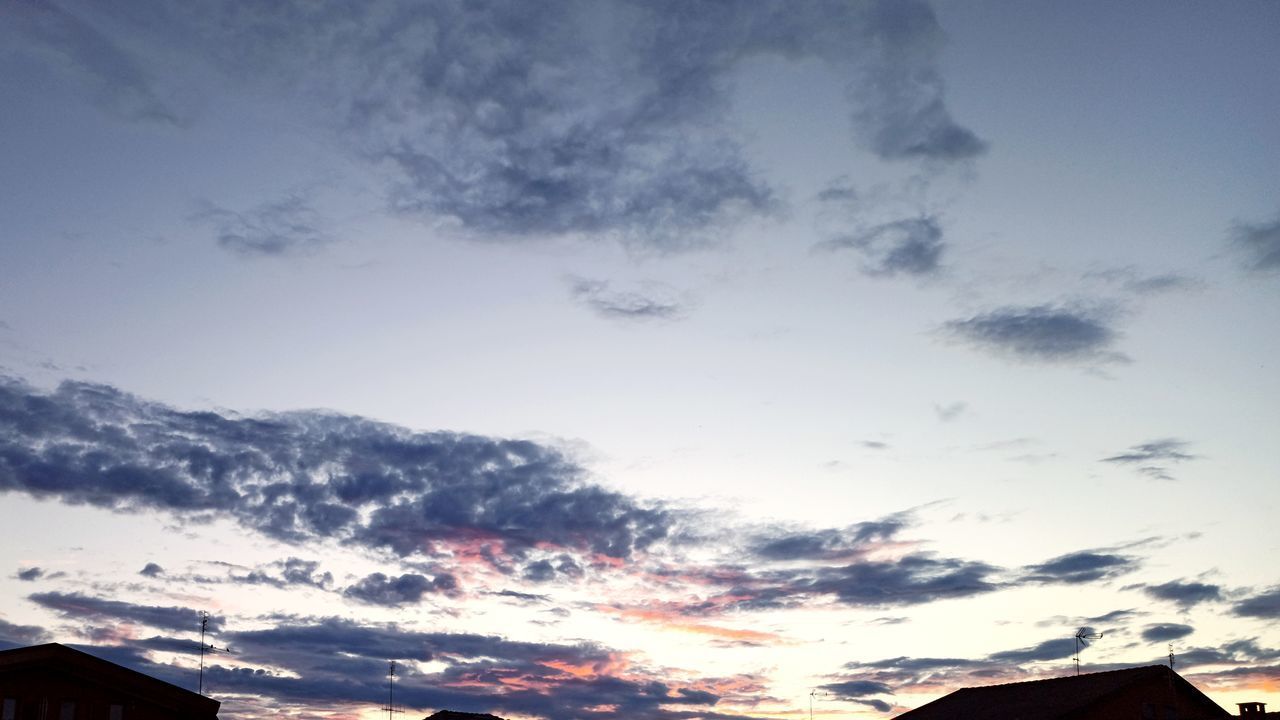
[{"left": 1238, "top": 702, "right": 1267, "bottom": 717}]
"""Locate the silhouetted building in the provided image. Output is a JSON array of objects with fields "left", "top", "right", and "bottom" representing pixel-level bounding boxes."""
[
  {"left": 423, "top": 711, "right": 506, "bottom": 720},
  {"left": 1236, "top": 702, "right": 1280, "bottom": 718},
  {"left": 894, "top": 665, "right": 1230, "bottom": 720},
  {"left": 0, "top": 643, "right": 218, "bottom": 720}
]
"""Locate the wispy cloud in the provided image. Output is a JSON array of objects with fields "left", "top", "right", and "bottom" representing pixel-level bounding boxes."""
[
  {"left": 28, "top": 591, "right": 221, "bottom": 633},
  {"left": 3, "top": 1, "right": 186, "bottom": 125},
  {"left": 567, "top": 277, "right": 687, "bottom": 322},
  {"left": 192, "top": 195, "right": 332, "bottom": 257},
  {"left": 818, "top": 216, "right": 946, "bottom": 277},
  {"left": 1141, "top": 623, "right": 1194, "bottom": 642},
  {"left": 943, "top": 304, "right": 1127, "bottom": 364},
  {"left": 1022, "top": 549, "right": 1140, "bottom": 585},
  {"left": 1230, "top": 212, "right": 1280, "bottom": 275},
  {"left": 1102, "top": 439, "right": 1197, "bottom": 481},
  {"left": 1141, "top": 579, "right": 1222, "bottom": 608},
  {"left": 1232, "top": 586, "right": 1280, "bottom": 620}
]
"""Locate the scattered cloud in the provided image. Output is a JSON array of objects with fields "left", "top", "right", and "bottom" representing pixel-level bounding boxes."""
[
  {"left": 17, "top": 1, "right": 982, "bottom": 250},
  {"left": 1086, "top": 267, "right": 1200, "bottom": 296},
  {"left": 343, "top": 572, "right": 457, "bottom": 606},
  {"left": 17, "top": 567, "right": 43, "bottom": 582},
  {"left": 942, "top": 304, "right": 1126, "bottom": 364},
  {"left": 230, "top": 558, "right": 333, "bottom": 590},
  {"left": 0, "top": 617, "right": 50, "bottom": 649},
  {"left": 1230, "top": 212, "right": 1280, "bottom": 275},
  {"left": 567, "top": 277, "right": 687, "bottom": 322},
  {"left": 1141, "top": 623, "right": 1194, "bottom": 643},
  {"left": 0, "top": 376, "right": 678, "bottom": 563},
  {"left": 2, "top": 1, "right": 187, "bottom": 125},
  {"left": 138, "top": 562, "right": 164, "bottom": 578},
  {"left": 933, "top": 401, "right": 967, "bottom": 422},
  {"left": 1232, "top": 586, "right": 1280, "bottom": 620},
  {"left": 1102, "top": 439, "right": 1197, "bottom": 481},
  {"left": 1142, "top": 579, "right": 1222, "bottom": 608},
  {"left": 819, "top": 216, "right": 945, "bottom": 277},
  {"left": 192, "top": 195, "right": 332, "bottom": 257},
  {"left": 1023, "top": 550, "right": 1139, "bottom": 585},
  {"left": 28, "top": 591, "right": 221, "bottom": 633},
  {"left": 861, "top": 440, "right": 890, "bottom": 450}
]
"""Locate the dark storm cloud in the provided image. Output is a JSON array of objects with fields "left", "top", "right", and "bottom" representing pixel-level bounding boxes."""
[
  {"left": 1142, "top": 579, "right": 1222, "bottom": 608},
  {"left": 0, "top": 377, "right": 676, "bottom": 562},
  {"left": 35, "top": 0, "right": 981, "bottom": 249},
  {"left": 17, "top": 567, "right": 43, "bottom": 581},
  {"left": 192, "top": 196, "right": 332, "bottom": 257},
  {"left": 1232, "top": 586, "right": 1280, "bottom": 619},
  {"left": 2, "top": 0, "right": 184, "bottom": 125},
  {"left": 568, "top": 277, "right": 686, "bottom": 322},
  {"left": 138, "top": 562, "right": 164, "bottom": 577},
  {"left": 820, "top": 216, "right": 945, "bottom": 277},
  {"left": 1231, "top": 213, "right": 1280, "bottom": 274},
  {"left": 28, "top": 591, "right": 221, "bottom": 633},
  {"left": 1141, "top": 623, "right": 1194, "bottom": 642},
  {"left": 943, "top": 305, "right": 1125, "bottom": 364},
  {"left": 343, "top": 572, "right": 457, "bottom": 606},
  {"left": 1022, "top": 550, "right": 1139, "bottom": 584}
]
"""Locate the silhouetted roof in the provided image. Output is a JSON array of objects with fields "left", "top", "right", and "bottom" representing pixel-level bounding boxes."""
[
  {"left": 424, "top": 712, "right": 506, "bottom": 720},
  {"left": 895, "top": 665, "right": 1229, "bottom": 720},
  {"left": 0, "top": 643, "right": 220, "bottom": 717}
]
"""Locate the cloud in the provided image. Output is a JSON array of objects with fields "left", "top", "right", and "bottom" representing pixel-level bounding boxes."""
[
  {"left": 2, "top": 1, "right": 185, "bottom": 125},
  {"left": 1231, "top": 212, "right": 1280, "bottom": 275},
  {"left": 988, "top": 637, "right": 1079, "bottom": 663},
  {"left": 1141, "top": 623, "right": 1194, "bottom": 642},
  {"left": 820, "top": 679, "right": 893, "bottom": 698},
  {"left": 0, "top": 617, "right": 50, "bottom": 649},
  {"left": 191, "top": 195, "right": 332, "bottom": 257},
  {"left": 1102, "top": 439, "right": 1197, "bottom": 481},
  {"left": 933, "top": 401, "right": 966, "bottom": 422},
  {"left": 0, "top": 376, "right": 677, "bottom": 563},
  {"left": 567, "top": 277, "right": 687, "bottom": 322},
  {"left": 231, "top": 558, "right": 333, "bottom": 590},
  {"left": 1086, "top": 267, "right": 1200, "bottom": 296},
  {"left": 138, "top": 562, "right": 164, "bottom": 578},
  {"left": 343, "top": 572, "right": 457, "bottom": 606},
  {"left": 819, "top": 216, "right": 945, "bottom": 277},
  {"left": 1142, "top": 579, "right": 1222, "bottom": 608},
  {"left": 17, "top": 567, "right": 43, "bottom": 581},
  {"left": 1023, "top": 550, "right": 1139, "bottom": 584},
  {"left": 28, "top": 591, "right": 221, "bottom": 633},
  {"left": 943, "top": 304, "right": 1126, "bottom": 364},
  {"left": 1233, "top": 587, "right": 1280, "bottom": 620},
  {"left": 34, "top": 1, "right": 981, "bottom": 250}
]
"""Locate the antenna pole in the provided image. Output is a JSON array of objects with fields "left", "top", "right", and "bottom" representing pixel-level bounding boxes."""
[
  {"left": 198, "top": 611, "right": 208, "bottom": 695},
  {"left": 388, "top": 660, "right": 395, "bottom": 720},
  {"left": 1168, "top": 644, "right": 1175, "bottom": 670}
]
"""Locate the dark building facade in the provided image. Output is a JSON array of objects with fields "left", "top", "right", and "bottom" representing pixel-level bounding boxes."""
[
  {"left": 0, "top": 644, "right": 218, "bottom": 720},
  {"left": 895, "top": 665, "right": 1231, "bottom": 720}
]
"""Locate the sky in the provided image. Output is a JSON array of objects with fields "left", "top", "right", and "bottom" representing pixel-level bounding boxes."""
[{"left": 1, "top": 1, "right": 1278, "bottom": 718}]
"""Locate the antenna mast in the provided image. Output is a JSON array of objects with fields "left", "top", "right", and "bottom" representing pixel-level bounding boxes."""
[
  {"left": 196, "top": 611, "right": 232, "bottom": 696},
  {"left": 1168, "top": 644, "right": 1175, "bottom": 670},
  {"left": 382, "top": 661, "right": 403, "bottom": 720},
  {"left": 1073, "top": 627, "right": 1103, "bottom": 676}
]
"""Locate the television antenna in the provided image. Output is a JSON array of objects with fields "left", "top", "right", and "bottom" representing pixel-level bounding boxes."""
[
  {"left": 1168, "top": 644, "right": 1175, "bottom": 670},
  {"left": 382, "top": 660, "right": 404, "bottom": 720},
  {"left": 197, "top": 611, "right": 233, "bottom": 696},
  {"left": 1073, "top": 627, "right": 1103, "bottom": 676}
]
